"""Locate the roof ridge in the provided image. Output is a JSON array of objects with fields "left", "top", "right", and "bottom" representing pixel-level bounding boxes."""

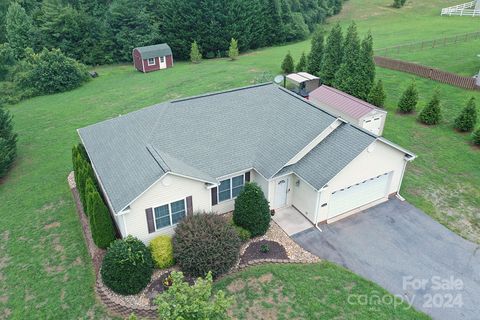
[
  {"left": 171, "top": 82, "right": 273, "bottom": 103},
  {"left": 322, "top": 85, "right": 376, "bottom": 110}
]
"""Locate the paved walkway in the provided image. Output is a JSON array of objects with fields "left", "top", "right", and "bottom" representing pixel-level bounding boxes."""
[{"left": 272, "top": 206, "right": 313, "bottom": 236}]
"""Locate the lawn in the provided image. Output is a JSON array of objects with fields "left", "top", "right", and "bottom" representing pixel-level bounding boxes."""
[
  {"left": 214, "top": 262, "right": 430, "bottom": 320},
  {"left": 1, "top": 0, "right": 479, "bottom": 318}
]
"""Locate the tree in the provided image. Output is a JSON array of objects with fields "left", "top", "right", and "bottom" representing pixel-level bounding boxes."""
[
  {"left": 228, "top": 38, "right": 239, "bottom": 60},
  {"left": 233, "top": 182, "right": 270, "bottom": 237},
  {"left": 6, "top": 2, "right": 34, "bottom": 59},
  {"left": 357, "top": 32, "right": 375, "bottom": 100},
  {"left": 368, "top": 80, "right": 386, "bottom": 108},
  {"left": 155, "top": 271, "right": 232, "bottom": 320},
  {"left": 320, "top": 23, "right": 343, "bottom": 86},
  {"left": 397, "top": 81, "right": 418, "bottom": 113},
  {"left": 0, "top": 106, "right": 18, "bottom": 179},
  {"left": 86, "top": 185, "right": 116, "bottom": 249},
  {"left": 454, "top": 97, "right": 477, "bottom": 132},
  {"left": 418, "top": 91, "right": 442, "bottom": 125},
  {"left": 393, "top": 0, "right": 407, "bottom": 8},
  {"left": 0, "top": 43, "right": 15, "bottom": 81},
  {"left": 306, "top": 28, "right": 324, "bottom": 75},
  {"left": 472, "top": 128, "right": 480, "bottom": 145},
  {"left": 190, "top": 41, "right": 202, "bottom": 63},
  {"left": 333, "top": 22, "right": 362, "bottom": 97},
  {"left": 281, "top": 52, "right": 294, "bottom": 74},
  {"left": 296, "top": 52, "right": 307, "bottom": 72}
]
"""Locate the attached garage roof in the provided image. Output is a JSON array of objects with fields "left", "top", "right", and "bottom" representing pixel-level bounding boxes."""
[
  {"left": 309, "top": 85, "right": 381, "bottom": 120},
  {"left": 135, "top": 43, "right": 172, "bottom": 59}
]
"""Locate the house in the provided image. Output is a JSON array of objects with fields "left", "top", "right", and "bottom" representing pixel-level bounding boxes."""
[
  {"left": 309, "top": 85, "right": 387, "bottom": 135},
  {"left": 132, "top": 43, "right": 173, "bottom": 73},
  {"left": 78, "top": 83, "right": 415, "bottom": 244},
  {"left": 285, "top": 72, "right": 320, "bottom": 98}
]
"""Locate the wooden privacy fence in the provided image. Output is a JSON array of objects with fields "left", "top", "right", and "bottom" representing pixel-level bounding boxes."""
[
  {"left": 374, "top": 56, "right": 480, "bottom": 90},
  {"left": 374, "top": 31, "right": 480, "bottom": 57}
]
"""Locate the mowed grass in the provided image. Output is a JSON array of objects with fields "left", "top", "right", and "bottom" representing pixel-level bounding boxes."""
[
  {"left": 0, "top": 0, "right": 479, "bottom": 318},
  {"left": 214, "top": 262, "right": 430, "bottom": 320}
]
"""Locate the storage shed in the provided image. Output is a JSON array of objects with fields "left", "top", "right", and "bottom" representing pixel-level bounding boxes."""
[
  {"left": 286, "top": 72, "right": 320, "bottom": 98},
  {"left": 309, "top": 85, "right": 387, "bottom": 136},
  {"left": 133, "top": 44, "right": 173, "bottom": 73}
]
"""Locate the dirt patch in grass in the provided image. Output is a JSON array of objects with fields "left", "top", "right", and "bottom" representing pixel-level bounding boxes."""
[
  {"left": 37, "top": 199, "right": 66, "bottom": 213},
  {"left": 44, "top": 221, "right": 61, "bottom": 230},
  {"left": 227, "top": 279, "right": 246, "bottom": 293}
]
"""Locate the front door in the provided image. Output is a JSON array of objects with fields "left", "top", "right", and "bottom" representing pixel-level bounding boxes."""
[{"left": 274, "top": 178, "right": 288, "bottom": 208}]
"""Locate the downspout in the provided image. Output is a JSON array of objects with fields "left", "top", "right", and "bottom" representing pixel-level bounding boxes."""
[
  {"left": 396, "top": 155, "right": 417, "bottom": 201},
  {"left": 314, "top": 189, "right": 322, "bottom": 232}
]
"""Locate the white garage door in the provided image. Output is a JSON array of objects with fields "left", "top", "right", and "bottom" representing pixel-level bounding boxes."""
[{"left": 328, "top": 172, "right": 391, "bottom": 219}]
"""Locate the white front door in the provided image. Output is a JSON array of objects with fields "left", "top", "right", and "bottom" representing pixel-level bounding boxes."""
[
  {"left": 274, "top": 178, "right": 288, "bottom": 208},
  {"left": 159, "top": 56, "right": 167, "bottom": 69}
]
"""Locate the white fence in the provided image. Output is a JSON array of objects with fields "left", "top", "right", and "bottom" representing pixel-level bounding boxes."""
[{"left": 441, "top": 1, "right": 480, "bottom": 16}]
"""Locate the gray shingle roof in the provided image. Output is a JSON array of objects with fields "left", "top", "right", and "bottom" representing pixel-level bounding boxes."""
[
  {"left": 274, "top": 123, "right": 376, "bottom": 189},
  {"left": 78, "top": 83, "right": 380, "bottom": 213},
  {"left": 135, "top": 43, "right": 172, "bottom": 59}
]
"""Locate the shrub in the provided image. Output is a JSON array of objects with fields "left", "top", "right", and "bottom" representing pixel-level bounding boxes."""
[
  {"left": 393, "top": 0, "right": 407, "bottom": 8},
  {"left": 101, "top": 236, "right": 153, "bottom": 295},
  {"left": 296, "top": 52, "right": 307, "bottom": 72},
  {"left": 86, "top": 186, "right": 116, "bottom": 249},
  {"left": 230, "top": 222, "right": 251, "bottom": 242},
  {"left": 228, "top": 38, "right": 239, "bottom": 61},
  {"left": 173, "top": 213, "right": 241, "bottom": 278},
  {"left": 281, "top": 52, "right": 294, "bottom": 74},
  {"left": 454, "top": 97, "right": 477, "bottom": 132},
  {"left": 14, "top": 48, "right": 89, "bottom": 96},
  {"left": 260, "top": 244, "right": 270, "bottom": 253},
  {"left": 190, "top": 41, "right": 202, "bottom": 63},
  {"left": 397, "top": 81, "right": 418, "bottom": 113},
  {"left": 418, "top": 91, "right": 442, "bottom": 125},
  {"left": 368, "top": 79, "right": 386, "bottom": 108},
  {"left": 472, "top": 128, "right": 480, "bottom": 145},
  {"left": 149, "top": 235, "right": 174, "bottom": 269},
  {"left": 155, "top": 271, "right": 232, "bottom": 320},
  {"left": 233, "top": 182, "right": 270, "bottom": 237},
  {"left": 0, "top": 106, "right": 18, "bottom": 179}
]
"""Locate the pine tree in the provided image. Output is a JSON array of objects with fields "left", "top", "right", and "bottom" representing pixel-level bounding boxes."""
[
  {"left": 296, "top": 52, "right": 307, "bottom": 72},
  {"left": 84, "top": 177, "right": 97, "bottom": 218},
  {"left": 306, "top": 28, "right": 324, "bottom": 75},
  {"left": 418, "top": 91, "right": 442, "bottom": 125},
  {"left": 6, "top": 2, "right": 33, "bottom": 59},
  {"left": 397, "top": 81, "right": 418, "bottom": 113},
  {"left": 228, "top": 38, "right": 239, "bottom": 60},
  {"left": 87, "top": 186, "right": 116, "bottom": 249},
  {"left": 358, "top": 32, "right": 375, "bottom": 100},
  {"left": 472, "top": 128, "right": 480, "bottom": 145},
  {"left": 0, "top": 106, "right": 18, "bottom": 178},
  {"left": 368, "top": 80, "right": 386, "bottom": 108},
  {"left": 334, "top": 22, "right": 362, "bottom": 97},
  {"left": 454, "top": 97, "right": 477, "bottom": 132},
  {"left": 281, "top": 52, "right": 294, "bottom": 74},
  {"left": 320, "top": 23, "right": 343, "bottom": 86},
  {"left": 190, "top": 41, "right": 202, "bottom": 64}
]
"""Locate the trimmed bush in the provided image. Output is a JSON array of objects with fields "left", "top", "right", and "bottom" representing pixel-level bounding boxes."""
[
  {"left": 150, "top": 235, "right": 175, "bottom": 269},
  {"left": 155, "top": 271, "right": 232, "bottom": 320},
  {"left": 173, "top": 213, "right": 241, "bottom": 278},
  {"left": 230, "top": 222, "right": 251, "bottom": 243},
  {"left": 86, "top": 186, "right": 116, "bottom": 249},
  {"left": 454, "top": 97, "right": 477, "bottom": 132},
  {"left": 472, "top": 128, "right": 480, "bottom": 145},
  {"left": 368, "top": 79, "right": 386, "bottom": 108},
  {"left": 397, "top": 81, "right": 418, "bottom": 113},
  {"left": 281, "top": 52, "right": 294, "bottom": 74},
  {"left": 101, "top": 236, "right": 153, "bottom": 295},
  {"left": 418, "top": 91, "right": 442, "bottom": 125},
  {"left": 233, "top": 182, "right": 270, "bottom": 237}
]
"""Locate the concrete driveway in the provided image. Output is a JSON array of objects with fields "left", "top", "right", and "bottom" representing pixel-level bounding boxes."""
[{"left": 292, "top": 198, "right": 480, "bottom": 320}]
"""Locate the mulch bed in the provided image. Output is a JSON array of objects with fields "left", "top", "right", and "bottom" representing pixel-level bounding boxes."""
[
  {"left": 240, "top": 240, "right": 288, "bottom": 265},
  {"left": 145, "top": 271, "right": 196, "bottom": 304}
]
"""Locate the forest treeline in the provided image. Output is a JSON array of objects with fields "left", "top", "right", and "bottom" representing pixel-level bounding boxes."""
[{"left": 0, "top": 0, "right": 344, "bottom": 65}]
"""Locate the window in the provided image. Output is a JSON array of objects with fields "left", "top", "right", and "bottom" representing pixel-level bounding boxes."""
[
  {"left": 153, "top": 199, "right": 186, "bottom": 230},
  {"left": 147, "top": 58, "right": 155, "bottom": 66},
  {"left": 160, "top": 56, "right": 165, "bottom": 63},
  {"left": 218, "top": 174, "right": 245, "bottom": 202}
]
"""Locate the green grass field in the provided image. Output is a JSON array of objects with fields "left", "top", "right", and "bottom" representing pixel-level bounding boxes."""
[
  {"left": 214, "top": 262, "right": 430, "bottom": 320},
  {"left": 1, "top": 0, "right": 479, "bottom": 318}
]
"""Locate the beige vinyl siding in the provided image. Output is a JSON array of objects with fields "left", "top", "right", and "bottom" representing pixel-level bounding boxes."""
[
  {"left": 251, "top": 169, "right": 269, "bottom": 199},
  {"left": 291, "top": 174, "right": 318, "bottom": 223},
  {"left": 123, "top": 173, "right": 211, "bottom": 243},
  {"left": 316, "top": 140, "right": 407, "bottom": 222}
]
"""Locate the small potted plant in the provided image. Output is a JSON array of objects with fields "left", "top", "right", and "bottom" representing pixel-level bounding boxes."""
[
  {"left": 270, "top": 209, "right": 275, "bottom": 216},
  {"left": 260, "top": 244, "right": 270, "bottom": 254}
]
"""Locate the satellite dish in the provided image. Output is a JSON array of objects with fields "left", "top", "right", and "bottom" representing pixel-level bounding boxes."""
[{"left": 274, "top": 75, "right": 285, "bottom": 84}]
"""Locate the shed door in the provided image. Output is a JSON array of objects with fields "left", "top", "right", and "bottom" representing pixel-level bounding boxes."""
[
  {"left": 159, "top": 56, "right": 167, "bottom": 69},
  {"left": 328, "top": 172, "right": 390, "bottom": 219}
]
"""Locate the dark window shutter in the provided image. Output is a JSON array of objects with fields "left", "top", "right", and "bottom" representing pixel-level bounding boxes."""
[
  {"left": 146, "top": 208, "right": 155, "bottom": 233},
  {"left": 211, "top": 187, "right": 218, "bottom": 206},
  {"left": 245, "top": 171, "right": 251, "bottom": 182},
  {"left": 186, "top": 196, "right": 193, "bottom": 215}
]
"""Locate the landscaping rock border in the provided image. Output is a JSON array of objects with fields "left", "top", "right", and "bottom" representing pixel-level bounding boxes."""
[{"left": 69, "top": 172, "right": 320, "bottom": 319}]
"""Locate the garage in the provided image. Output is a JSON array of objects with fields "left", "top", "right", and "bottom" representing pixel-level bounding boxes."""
[{"left": 328, "top": 172, "right": 391, "bottom": 219}]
